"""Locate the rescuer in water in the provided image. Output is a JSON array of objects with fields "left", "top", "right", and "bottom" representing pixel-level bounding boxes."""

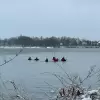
[
  {"left": 61, "top": 57, "right": 66, "bottom": 62},
  {"left": 28, "top": 57, "right": 32, "bottom": 61},
  {"left": 34, "top": 57, "right": 39, "bottom": 61},
  {"left": 45, "top": 58, "right": 48, "bottom": 62},
  {"left": 52, "top": 57, "right": 58, "bottom": 62}
]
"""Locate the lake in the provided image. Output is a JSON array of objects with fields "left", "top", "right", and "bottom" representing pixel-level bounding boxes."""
[{"left": 0, "top": 48, "right": 100, "bottom": 100}]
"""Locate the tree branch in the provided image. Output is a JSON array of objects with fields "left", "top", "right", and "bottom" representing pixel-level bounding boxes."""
[{"left": 0, "top": 48, "right": 23, "bottom": 67}]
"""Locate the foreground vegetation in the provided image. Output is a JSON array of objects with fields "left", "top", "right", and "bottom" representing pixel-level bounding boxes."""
[{"left": 0, "top": 63, "right": 100, "bottom": 100}]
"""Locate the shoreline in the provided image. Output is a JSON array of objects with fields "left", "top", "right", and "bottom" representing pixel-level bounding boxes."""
[{"left": 0, "top": 46, "right": 100, "bottom": 49}]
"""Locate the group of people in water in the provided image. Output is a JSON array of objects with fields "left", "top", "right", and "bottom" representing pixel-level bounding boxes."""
[{"left": 28, "top": 56, "right": 67, "bottom": 62}]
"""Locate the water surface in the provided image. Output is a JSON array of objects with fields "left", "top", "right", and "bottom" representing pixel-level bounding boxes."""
[{"left": 0, "top": 48, "right": 100, "bottom": 99}]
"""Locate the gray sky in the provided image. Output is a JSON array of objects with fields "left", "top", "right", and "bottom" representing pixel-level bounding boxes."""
[{"left": 0, "top": 0, "right": 100, "bottom": 40}]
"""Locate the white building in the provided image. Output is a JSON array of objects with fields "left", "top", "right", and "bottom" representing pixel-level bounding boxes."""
[
  {"left": 82, "top": 41, "right": 87, "bottom": 46},
  {"left": 97, "top": 41, "right": 100, "bottom": 46}
]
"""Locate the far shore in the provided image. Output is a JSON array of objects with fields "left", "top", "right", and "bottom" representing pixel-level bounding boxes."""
[{"left": 0, "top": 46, "right": 100, "bottom": 49}]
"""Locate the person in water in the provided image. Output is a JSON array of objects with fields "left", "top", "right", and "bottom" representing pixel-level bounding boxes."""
[
  {"left": 28, "top": 57, "right": 32, "bottom": 61},
  {"left": 34, "top": 57, "right": 39, "bottom": 61},
  {"left": 45, "top": 58, "right": 48, "bottom": 62},
  {"left": 52, "top": 57, "right": 56, "bottom": 60},
  {"left": 61, "top": 57, "right": 66, "bottom": 62},
  {"left": 52, "top": 57, "right": 58, "bottom": 62},
  {"left": 55, "top": 58, "right": 58, "bottom": 62}
]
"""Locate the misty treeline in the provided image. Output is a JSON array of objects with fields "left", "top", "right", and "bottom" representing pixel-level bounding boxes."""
[{"left": 0, "top": 35, "right": 99, "bottom": 47}]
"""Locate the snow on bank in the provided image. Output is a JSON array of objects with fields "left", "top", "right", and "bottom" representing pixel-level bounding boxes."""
[
  {"left": 82, "top": 97, "right": 91, "bottom": 100},
  {"left": 53, "top": 88, "right": 100, "bottom": 100},
  {"left": 80, "top": 89, "right": 100, "bottom": 100},
  {"left": 0, "top": 46, "right": 23, "bottom": 49},
  {"left": 0, "top": 46, "right": 54, "bottom": 49},
  {"left": 88, "top": 90, "right": 98, "bottom": 95}
]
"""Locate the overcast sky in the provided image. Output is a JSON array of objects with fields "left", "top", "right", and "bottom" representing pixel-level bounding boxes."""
[{"left": 0, "top": 0, "right": 100, "bottom": 40}]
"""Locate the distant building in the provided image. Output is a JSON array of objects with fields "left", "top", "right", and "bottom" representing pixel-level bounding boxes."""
[
  {"left": 60, "top": 43, "right": 63, "bottom": 46},
  {"left": 97, "top": 41, "right": 100, "bottom": 46},
  {"left": 76, "top": 39, "right": 80, "bottom": 45},
  {"left": 60, "top": 43, "right": 65, "bottom": 48},
  {"left": 82, "top": 41, "right": 87, "bottom": 46}
]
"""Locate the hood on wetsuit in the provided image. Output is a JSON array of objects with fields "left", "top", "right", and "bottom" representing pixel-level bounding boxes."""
[
  {"left": 28, "top": 57, "right": 32, "bottom": 61},
  {"left": 61, "top": 57, "right": 66, "bottom": 61},
  {"left": 34, "top": 57, "right": 39, "bottom": 61},
  {"left": 45, "top": 58, "right": 48, "bottom": 62}
]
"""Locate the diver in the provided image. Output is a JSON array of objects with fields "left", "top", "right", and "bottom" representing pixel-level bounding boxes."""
[
  {"left": 52, "top": 57, "right": 55, "bottom": 60},
  {"left": 52, "top": 57, "right": 58, "bottom": 62},
  {"left": 28, "top": 57, "right": 32, "bottom": 61},
  {"left": 45, "top": 58, "right": 48, "bottom": 62},
  {"left": 61, "top": 57, "right": 66, "bottom": 62},
  {"left": 55, "top": 58, "right": 58, "bottom": 62},
  {"left": 34, "top": 57, "right": 39, "bottom": 61}
]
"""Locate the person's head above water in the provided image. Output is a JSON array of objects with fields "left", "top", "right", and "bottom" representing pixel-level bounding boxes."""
[
  {"left": 34, "top": 57, "right": 39, "bottom": 60},
  {"left": 28, "top": 57, "right": 32, "bottom": 60}
]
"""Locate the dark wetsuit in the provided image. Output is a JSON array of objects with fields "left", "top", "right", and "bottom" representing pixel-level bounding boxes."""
[
  {"left": 45, "top": 58, "right": 48, "bottom": 62},
  {"left": 34, "top": 57, "right": 39, "bottom": 61},
  {"left": 61, "top": 57, "right": 66, "bottom": 62},
  {"left": 28, "top": 57, "right": 32, "bottom": 61}
]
